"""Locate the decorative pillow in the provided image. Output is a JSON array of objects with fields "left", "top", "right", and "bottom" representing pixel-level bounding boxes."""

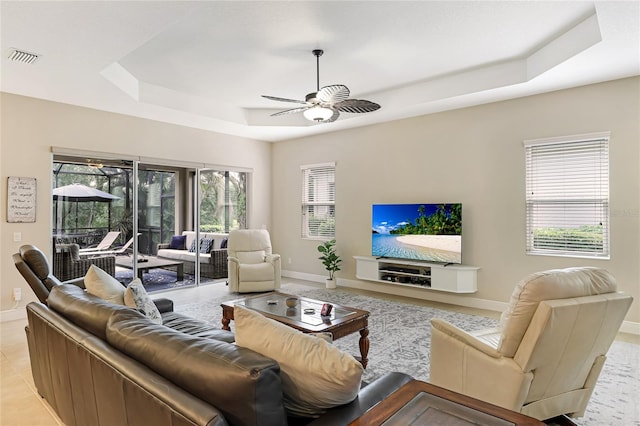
[
  {"left": 124, "top": 279, "right": 162, "bottom": 324},
  {"left": 168, "top": 235, "right": 186, "bottom": 250},
  {"left": 199, "top": 238, "right": 213, "bottom": 254},
  {"left": 188, "top": 239, "right": 197, "bottom": 252},
  {"left": 220, "top": 238, "right": 228, "bottom": 249},
  {"left": 234, "top": 305, "right": 363, "bottom": 417},
  {"left": 236, "top": 250, "right": 265, "bottom": 264},
  {"left": 84, "top": 264, "right": 125, "bottom": 305}
]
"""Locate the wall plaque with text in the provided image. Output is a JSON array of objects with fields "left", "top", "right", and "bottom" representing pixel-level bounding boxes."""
[{"left": 7, "top": 176, "right": 37, "bottom": 223}]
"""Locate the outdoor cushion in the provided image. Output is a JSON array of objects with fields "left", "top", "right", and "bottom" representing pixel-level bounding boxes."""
[{"left": 169, "top": 235, "right": 186, "bottom": 250}]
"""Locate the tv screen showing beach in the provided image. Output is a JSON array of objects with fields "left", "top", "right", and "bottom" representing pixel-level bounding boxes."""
[{"left": 372, "top": 203, "right": 462, "bottom": 264}]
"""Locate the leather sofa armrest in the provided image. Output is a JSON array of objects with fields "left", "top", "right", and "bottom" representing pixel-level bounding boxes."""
[
  {"left": 153, "top": 298, "right": 174, "bottom": 313},
  {"left": 307, "top": 372, "right": 414, "bottom": 425}
]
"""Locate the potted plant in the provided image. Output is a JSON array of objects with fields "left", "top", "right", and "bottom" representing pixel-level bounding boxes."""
[{"left": 317, "top": 239, "right": 342, "bottom": 289}]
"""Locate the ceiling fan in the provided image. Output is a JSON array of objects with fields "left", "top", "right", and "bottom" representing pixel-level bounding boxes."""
[{"left": 262, "top": 49, "right": 381, "bottom": 123}]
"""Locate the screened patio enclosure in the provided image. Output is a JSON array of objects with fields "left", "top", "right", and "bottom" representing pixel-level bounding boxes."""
[{"left": 52, "top": 155, "right": 248, "bottom": 290}]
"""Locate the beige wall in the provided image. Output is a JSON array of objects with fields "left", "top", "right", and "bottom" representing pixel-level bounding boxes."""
[
  {"left": 2, "top": 78, "right": 638, "bottom": 325},
  {"left": 272, "top": 77, "right": 640, "bottom": 324},
  {"left": 1, "top": 93, "right": 272, "bottom": 314}
]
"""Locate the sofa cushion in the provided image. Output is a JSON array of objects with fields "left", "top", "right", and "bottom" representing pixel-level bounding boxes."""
[
  {"left": 169, "top": 235, "right": 186, "bottom": 250},
  {"left": 498, "top": 267, "right": 617, "bottom": 357},
  {"left": 236, "top": 250, "right": 266, "bottom": 264},
  {"left": 160, "top": 312, "right": 235, "bottom": 343},
  {"left": 47, "top": 284, "right": 140, "bottom": 340},
  {"left": 158, "top": 248, "right": 211, "bottom": 264},
  {"left": 234, "top": 305, "right": 363, "bottom": 418},
  {"left": 124, "top": 279, "right": 162, "bottom": 324},
  {"left": 106, "top": 309, "right": 287, "bottom": 426},
  {"left": 84, "top": 265, "right": 125, "bottom": 305},
  {"left": 220, "top": 238, "right": 228, "bottom": 249},
  {"left": 240, "top": 263, "right": 274, "bottom": 282}
]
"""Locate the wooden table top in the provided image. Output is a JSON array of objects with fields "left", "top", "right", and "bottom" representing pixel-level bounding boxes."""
[
  {"left": 349, "top": 380, "right": 545, "bottom": 426},
  {"left": 221, "top": 291, "right": 369, "bottom": 334}
]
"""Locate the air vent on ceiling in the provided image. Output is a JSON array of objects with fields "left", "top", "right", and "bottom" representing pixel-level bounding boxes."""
[{"left": 8, "top": 48, "right": 40, "bottom": 64}]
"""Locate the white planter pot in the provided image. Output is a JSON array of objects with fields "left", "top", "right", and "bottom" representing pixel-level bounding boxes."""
[{"left": 325, "top": 278, "right": 336, "bottom": 289}]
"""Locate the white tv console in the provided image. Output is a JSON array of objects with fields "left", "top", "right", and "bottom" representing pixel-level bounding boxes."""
[{"left": 354, "top": 256, "right": 479, "bottom": 293}]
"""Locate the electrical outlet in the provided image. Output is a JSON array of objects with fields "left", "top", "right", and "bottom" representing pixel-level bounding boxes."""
[
  {"left": 12, "top": 288, "right": 22, "bottom": 302},
  {"left": 13, "top": 232, "right": 22, "bottom": 242}
]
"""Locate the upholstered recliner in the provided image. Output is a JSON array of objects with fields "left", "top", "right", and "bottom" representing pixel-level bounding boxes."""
[
  {"left": 13, "top": 244, "right": 86, "bottom": 303},
  {"left": 227, "top": 229, "right": 281, "bottom": 293},
  {"left": 429, "top": 267, "right": 633, "bottom": 422}
]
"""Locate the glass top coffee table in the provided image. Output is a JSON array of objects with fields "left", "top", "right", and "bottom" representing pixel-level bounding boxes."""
[{"left": 221, "top": 291, "right": 370, "bottom": 368}]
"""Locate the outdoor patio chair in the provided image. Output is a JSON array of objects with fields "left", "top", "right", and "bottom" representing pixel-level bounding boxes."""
[
  {"left": 78, "top": 231, "right": 120, "bottom": 253},
  {"left": 53, "top": 243, "right": 116, "bottom": 282},
  {"left": 79, "top": 234, "right": 139, "bottom": 257}
]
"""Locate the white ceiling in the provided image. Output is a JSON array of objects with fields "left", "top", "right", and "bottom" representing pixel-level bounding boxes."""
[{"left": 2, "top": 1, "right": 638, "bottom": 142}]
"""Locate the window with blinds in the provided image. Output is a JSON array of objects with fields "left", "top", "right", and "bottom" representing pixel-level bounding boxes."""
[
  {"left": 301, "top": 162, "right": 335, "bottom": 239},
  {"left": 524, "top": 132, "right": 610, "bottom": 258}
]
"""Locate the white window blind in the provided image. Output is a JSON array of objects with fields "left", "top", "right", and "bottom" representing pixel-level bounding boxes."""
[
  {"left": 524, "top": 133, "right": 609, "bottom": 258},
  {"left": 301, "top": 163, "right": 335, "bottom": 239}
]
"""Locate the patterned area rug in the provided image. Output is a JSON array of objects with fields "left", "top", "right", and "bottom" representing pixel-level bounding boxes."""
[
  {"left": 115, "top": 268, "right": 220, "bottom": 292},
  {"left": 174, "top": 282, "right": 639, "bottom": 425}
]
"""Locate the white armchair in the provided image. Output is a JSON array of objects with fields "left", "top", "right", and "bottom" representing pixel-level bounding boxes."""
[
  {"left": 227, "top": 229, "right": 281, "bottom": 293},
  {"left": 430, "top": 267, "right": 633, "bottom": 422}
]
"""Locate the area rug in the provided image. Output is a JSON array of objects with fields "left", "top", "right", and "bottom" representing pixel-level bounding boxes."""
[
  {"left": 115, "top": 268, "right": 219, "bottom": 292},
  {"left": 174, "top": 282, "right": 640, "bottom": 425}
]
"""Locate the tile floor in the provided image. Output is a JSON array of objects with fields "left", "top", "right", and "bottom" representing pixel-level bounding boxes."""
[{"left": 1, "top": 279, "right": 637, "bottom": 425}]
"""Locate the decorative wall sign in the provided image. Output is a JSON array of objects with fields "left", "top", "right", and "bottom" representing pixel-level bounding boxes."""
[{"left": 7, "top": 176, "right": 37, "bottom": 223}]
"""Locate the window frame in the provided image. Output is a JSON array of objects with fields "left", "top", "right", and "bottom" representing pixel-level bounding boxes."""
[
  {"left": 523, "top": 132, "right": 610, "bottom": 259},
  {"left": 301, "top": 162, "right": 336, "bottom": 240}
]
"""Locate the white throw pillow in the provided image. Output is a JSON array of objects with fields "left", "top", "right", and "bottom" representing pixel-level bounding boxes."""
[
  {"left": 234, "top": 305, "right": 363, "bottom": 417},
  {"left": 84, "top": 265, "right": 125, "bottom": 305},
  {"left": 236, "top": 250, "right": 266, "bottom": 264},
  {"left": 124, "top": 279, "right": 162, "bottom": 324}
]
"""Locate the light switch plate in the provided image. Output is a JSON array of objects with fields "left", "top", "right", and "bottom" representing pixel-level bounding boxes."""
[{"left": 13, "top": 232, "right": 22, "bottom": 242}]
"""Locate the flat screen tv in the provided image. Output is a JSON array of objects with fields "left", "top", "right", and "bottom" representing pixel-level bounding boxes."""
[{"left": 372, "top": 203, "right": 462, "bottom": 264}]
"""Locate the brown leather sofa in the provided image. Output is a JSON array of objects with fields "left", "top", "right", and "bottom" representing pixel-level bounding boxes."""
[{"left": 25, "top": 284, "right": 412, "bottom": 426}]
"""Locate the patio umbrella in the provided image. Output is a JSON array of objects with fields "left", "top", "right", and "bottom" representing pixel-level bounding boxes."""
[
  {"left": 53, "top": 183, "right": 120, "bottom": 238},
  {"left": 53, "top": 183, "right": 120, "bottom": 202}
]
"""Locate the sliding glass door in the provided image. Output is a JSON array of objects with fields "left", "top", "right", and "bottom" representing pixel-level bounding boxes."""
[
  {"left": 197, "top": 169, "right": 247, "bottom": 284},
  {"left": 52, "top": 153, "right": 248, "bottom": 290}
]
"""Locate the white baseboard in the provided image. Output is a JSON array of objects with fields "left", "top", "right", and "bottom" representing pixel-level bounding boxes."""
[
  {"left": 282, "top": 270, "right": 640, "bottom": 336},
  {"left": 0, "top": 308, "right": 27, "bottom": 323}
]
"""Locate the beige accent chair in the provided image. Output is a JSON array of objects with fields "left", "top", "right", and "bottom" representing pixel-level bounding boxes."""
[
  {"left": 227, "top": 229, "right": 281, "bottom": 293},
  {"left": 430, "top": 267, "right": 633, "bottom": 422}
]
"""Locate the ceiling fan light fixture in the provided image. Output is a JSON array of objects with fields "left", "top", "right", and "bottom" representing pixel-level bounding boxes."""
[{"left": 303, "top": 106, "right": 333, "bottom": 122}]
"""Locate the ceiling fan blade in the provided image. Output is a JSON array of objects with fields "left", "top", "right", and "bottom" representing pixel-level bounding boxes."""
[
  {"left": 335, "top": 99, "right": 381, "bottom": 114},
  {"left": 270, "top": 106, "right": 311, "bottom": 117},
  {"left": 317, "top": 85, "right": 350, "bottom": 104},
  {"left": 262, "top": 95, "right": 307, "bottom": 105}
]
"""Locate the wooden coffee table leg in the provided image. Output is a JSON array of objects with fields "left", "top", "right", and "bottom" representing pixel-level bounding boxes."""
[
  {"left": 222, "top": 317, "right": 231, "bottom": 331},
  {"left": 221, "top": 306, "right": 233, "bottom": 331},
  {"left": 359, "top": 326, "right": 370, "bottom": 369}
]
